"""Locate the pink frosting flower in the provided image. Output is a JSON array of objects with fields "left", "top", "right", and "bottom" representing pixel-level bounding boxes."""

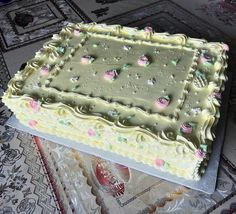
[
  {"left": 199, "top": 56, "right": 208, "bottom": 64},
  {"left": 28, "top": 120, "right": 38, "bottom": 127},
  {"left": 137, "top": 55, "right": 150, "bottom": 67},
  {"left": 181, "top": 123, "right": 193, "bottom": 134},
  {"left": 155, "top": 96, "right": 170, "bottom": 109},
  {"left": 104, "top": 70, "right": 118, "bottom": 81},
  {"left": 88, "top": 128, "right": 96, "bottom": 137},
  {"left": 40, "top": 66, "right": 50, "bottom": 76},
  {"left": 73, "top": 28, "right": 81, "bottom": 36},
  {"left": 212, "top": 91, "right": 221, "bottom": 100},
  {"left": 155, "top": 159, "right": 165, "bottom": 168},
  {"left": 199, "top": 54, "right": 212, "bottom": 65},
  {"left": 144, "top": 26, "right": 153, "bottom": 33},
  {"left": 222, "top": 43, "right": 229, "bottom": 52},
  {"left": 195, "top": 149, "right": 206, "bottom": 159},
  {"left": 29, "top": 100, "right": 40, "bottom": 112},
  {"left": 81, "top": 55, "right": 95, "bottom": 64}
]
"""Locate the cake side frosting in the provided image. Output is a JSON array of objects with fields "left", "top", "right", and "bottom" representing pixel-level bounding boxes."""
[{"left": 2, "top": 22, "right": 228, "bottom": 180}]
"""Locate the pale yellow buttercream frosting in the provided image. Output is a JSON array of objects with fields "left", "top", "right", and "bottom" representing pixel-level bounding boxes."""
[{"left": 2, "top": 22, "right": 228, "bottom": 180}]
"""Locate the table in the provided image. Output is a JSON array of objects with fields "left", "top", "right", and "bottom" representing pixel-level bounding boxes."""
[{"left": 0, "top": 0, "right": 236, "bottom": 213}]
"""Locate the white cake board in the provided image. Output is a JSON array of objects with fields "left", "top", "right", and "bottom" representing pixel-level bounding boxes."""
[{"left": 6, "top": 73, "right": 231, "bottom": 194}]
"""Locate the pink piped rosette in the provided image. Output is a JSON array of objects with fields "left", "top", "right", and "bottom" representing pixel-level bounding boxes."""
[
  {"left": 212, "top": 91, "right": 221, "bottom": 100},
  {"left": 199, "top": 56, "right": 208, "bottom": 64},
  {"left": 137, "top": 55, "right": 150, "bottom": 67},
  {"left": 40, "top": 65, "right": 50, "bottom": 76},
  {"left": 195, "top": 149, "right": 206, "bottom": 159},
  {"left": 73, "top": 28, "right": 81, "bottom": 36},
  {"left": 28, "top": 120, "right": 38, "bottom": 128},
  {"left": 155, "top": 96, "right": 170, "bottom": 109},
  {"left": 222, "top": 43, "right": 229, "bottom": 52},
  {"left": 104, "top": 70, "right": 118, "bottom": 81},
  {"left": 81, "top": 55, "right": 95, "bottom": 64},
  {"left": 144, "top": 26, "right": 153, "bottom": 34},
  {"left": 198, "top": 53, "right": 212, "bottom": 65},
  {"left": 155, "top": 159, "right": 165, "bottom": 168},
  {"left": 88, "top": 128, "right": 96, "bottom": 137},
  {"left": 181, "top": 122, "right": 193, "bottom": 134},
  {"left": 29, "top": 100, "right": 40, "bottom": 112}
]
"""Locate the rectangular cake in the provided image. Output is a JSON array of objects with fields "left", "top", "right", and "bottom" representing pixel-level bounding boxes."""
[{"left": 2, "top": 22, "right": 228, "bottom": 180}]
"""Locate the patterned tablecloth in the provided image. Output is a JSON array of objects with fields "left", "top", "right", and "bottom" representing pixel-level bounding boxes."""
[{"left": 0, "top": 0, "right": 236, "bottom": 213}]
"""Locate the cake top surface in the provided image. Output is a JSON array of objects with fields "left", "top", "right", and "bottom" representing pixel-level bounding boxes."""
[{"left": 5, "top": 22, "right": 228, "bottom": 150}]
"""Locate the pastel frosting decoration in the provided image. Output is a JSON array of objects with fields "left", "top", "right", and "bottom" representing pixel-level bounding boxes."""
[
  {"left": 104, "top": 70, "right": 118, "bottom": 81},
  {"left": 155, "top": 96, "right": 170, "bottom": 109},
  {"left": 181, "top": 123, "right": 193, "bottom": 134},
  {"left": 73, "top": 28, "right": 81, "bottom": 36},
  {"left": 29, "top": 100, "right": 40, "bottom": 112},
  {"left": 40, "top": 65, "right": 50, "bottom": 76},
  {"left": 81, "top": 55, "right": 95, "bottom": 64},
  {"left": 155, "top": 159, "right": 165, "bottom": 168},
  {"left": 137, "top": 55, "right": 150, "bottom": 67},
  {"left": 2, "top": 22, "right": 228, "bottom": 180}
]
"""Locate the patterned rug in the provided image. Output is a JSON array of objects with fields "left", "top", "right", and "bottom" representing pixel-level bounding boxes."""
[
  {"left": 0, "top": 49, "right": 60, "bottom": 213},
  {"left": 0, "top": 0, "right": 236, "bottom": 213},
  {"left": 0, "top": 0, "right": 91, "bottom": 51}
]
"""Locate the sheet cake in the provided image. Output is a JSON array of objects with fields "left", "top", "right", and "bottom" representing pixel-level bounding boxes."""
[{"left": 2, "top": 23, "right": 228, "bottom": 180}]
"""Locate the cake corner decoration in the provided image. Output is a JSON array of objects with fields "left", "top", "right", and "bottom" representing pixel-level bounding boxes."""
[{"left": 2, "top": 22, "right": 228, "bottom": 180}]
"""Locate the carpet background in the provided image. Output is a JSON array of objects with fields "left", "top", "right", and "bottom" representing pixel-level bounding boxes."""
[{"left": 0, "top": 0, "right": 236, "bottom": 213}]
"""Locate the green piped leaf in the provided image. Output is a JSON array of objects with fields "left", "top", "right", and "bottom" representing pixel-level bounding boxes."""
[
  {"left": 200, "top": 144, "right": 208, "bottom": 152},
  {"left": 188, "top": 122, "right": 197, "bottom": 127},
  {"left": 122, "top": 63, "right": 131, "bottom": 69},
  {"left": 163, "top": 95, "right": 170, "bottom": 101},
  {"left": 195, "top": 70, "right": 205, "bottom": 77},
  {"left": 171, "top": 58, "right": 180, "bottom": 66}
]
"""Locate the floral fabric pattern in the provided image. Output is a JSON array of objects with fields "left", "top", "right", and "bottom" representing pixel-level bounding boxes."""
[{"left": 0, "top": 127, "right": 59, "bottom": 212}]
